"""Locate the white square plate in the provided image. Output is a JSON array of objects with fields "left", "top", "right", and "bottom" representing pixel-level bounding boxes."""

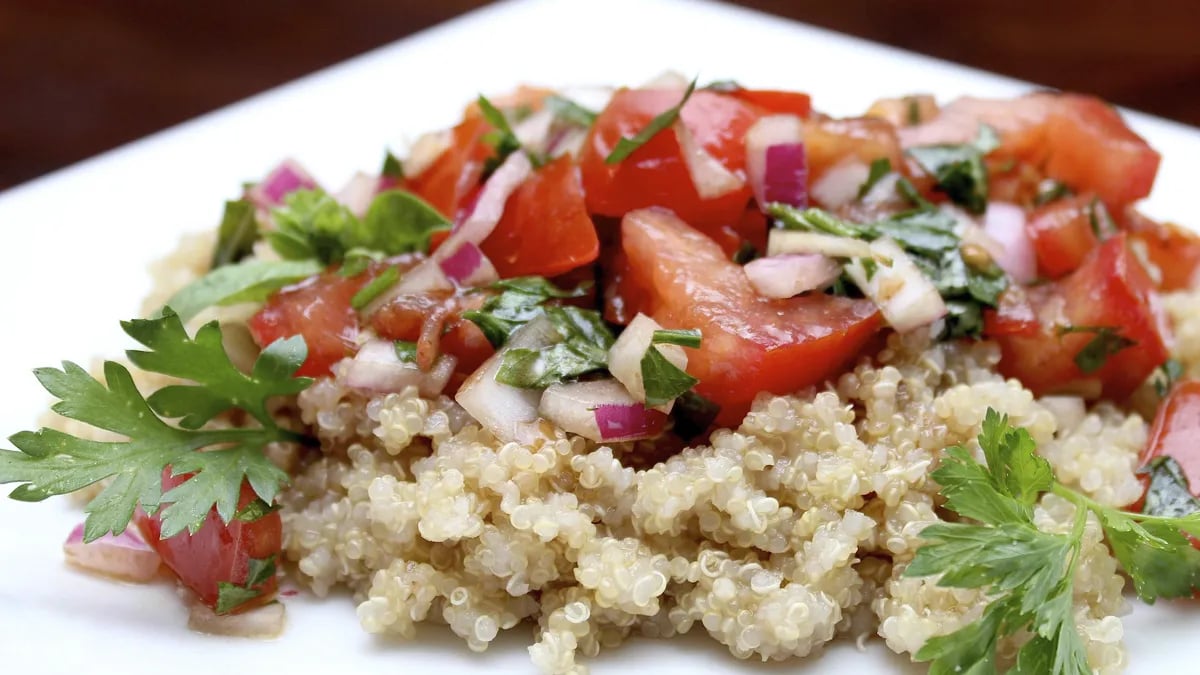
[{"left": 1, "top": 0, "right": 1197, "bottom": 672}]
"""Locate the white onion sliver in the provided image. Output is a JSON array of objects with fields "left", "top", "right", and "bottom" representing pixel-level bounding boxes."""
[
  {"left": 418, "top": 354, "right": 458, "bottom": 398},
  {"left": 810, "top": 159, "right": 870, "bottom": 210},
  {"left": 63, "top": 523, "right": 161, "bottom": 583},
  {"left": 335, "top": 171, "right": 378, "bottom": 217},
  {"left": 361, "top": 259, "right": 453, "bottom": 318},
  {"left": 673, "top": 120, "right": 744, "bottom": 200},
  {"left": 513, "top": 108, "right": 556, "bottom": 157},
  {"left": 744, "top": 254, "right": 841, "bottom": 299},
  {"left": 344, "top": 340, "right": 424, "bottom": 393},
  {"left": 456, "top": 317, "right": 558, "bottom": 442},
  {"left": 768, "top": 229, "right": 874, "bottom": 259},
  {"left": 442, "top": 151, "right": 532, "bottom": 252},
  {"left": 844, "top": 237, "right": 947, "bottom": 333},
  {"left": 188, "top": 601, "right": 286, "bottom": 639},
  {"left": 982, "top": 201, "right": 1036, "bottom": 284},
  {"left": 607, "top": 313, "right": 686, "bottom": 409},
  {"left": 744, "top": 114, "right": 805, "bottom": 209},
  {"left": 548, "top": 127, "right": 588, "bottom": 158},
  {"left": 403, "top": 129, "right": 453, "bottom": 180},
  {"left": 539, "top": 379, "right": 665, "bottom": 442}
]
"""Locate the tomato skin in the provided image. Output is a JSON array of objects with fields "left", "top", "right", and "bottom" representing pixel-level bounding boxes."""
[
  {"left": 406, "top": 115, "right": 491, "bottom": 222},
  {"left": 1140, "top": 380, "right": 1200, "bottom": 498},
  {"left": 802, "top": 116, "right": 905, "bottom": 185},
  {"left": 1026, "top": 194, "right": 1100, "bottom": 279},
  {"left": 579, "top": 88, "right": 758, "bottom": 247},
  {"left": 988, "top": 234, "right": 1170, "bottom": 400},
  {"left": 983, "top": 287, "right": 1039, "bottom": 337},
  {"left": 1123, "top": 208, "right": 1200, "bottom": 291},
  {"left": 248, "top": 271, "right": 368, "bottom": 377},
  {"left": 136, "top": 471, "right": 281, "bottom": 612},
  {"left": 481, "top": 155, "right": 599, "bottom": 277},
  {"left": 620, "top": 208, "right": 882, "bottom": 426},
  {"left": 726, "top": 89, "right": 812, "bottom": 118}
]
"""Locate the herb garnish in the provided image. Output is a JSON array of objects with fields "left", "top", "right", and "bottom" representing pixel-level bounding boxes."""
[
  {"left": 462, "top": 277, "right": 590, "bottom": 348},
  {"left": 165, "top": 259, "right": 324, "bottom": 323},
  {"left": 544, "top": 95, "right": 598, "bottom": 127},
  {"left": 0, "top": 309, "right": 310, "bottom": 541},
  {"left": 639, "top": 330, "right": 702, "bottom": 406},
  {"left": 215, "top": 555, "right": 277, "bottom": 614},
  {"left": 1140, "top": 456, "right": 1200, "bottom": 520},
  {"left": 605, "top": 78, "right": 697, "bottom": 164},
  {"left": 350, "top": 265, "right": 401, "bottom": 310},
  {"left": 476, "top": 94, "right": 526, "bottom": 174},
  {"left": 381, "top": 150, "right": 404, "bottom": 180},
  {"left": 495, "top": 306, "right": 615, "bottom": 389},
  {"left": 1056, "top": 325, "right": 1137, "bottom": 373},
  {"left": 394, "top": 340, "right": 418, "bottom": 363},
  {"left": 650, "top": 328, "right": 702, "bottom": 348},
  {"left": 1154, "top": 358, "right": 1185, "bottom": 397},
  {"left": 906, "top": 124, "right": 1000, "bottom": 214},
  {"left": 856, "top": 158, "right": 893, "bottom": 199},
  {"left": 211, "top": 199, "right": 258, "bottom": 269},
  {"left": 908, "top": 410, "right": 1200, "bottom": 673}
]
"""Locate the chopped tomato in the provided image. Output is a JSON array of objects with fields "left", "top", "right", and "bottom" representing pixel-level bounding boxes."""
[
  {"left": 983, "top": 286, "right": 1039, "bottom": 337},
  {"left": 726, "top": 89, "right": 812, "bottom": 118},
  {"left": 248, "top": 271, "right": 368, "bottom": 377},
  {"left": 370, "top": 290, "right": 452, "bottom": 343},
  {"left": 803, "top": 116, "right": 904, "bottom": 185},
  {"left": 901, "top": 93, "right": 1159, "bottom": 208},
  {"left": 579, "top": 88, "right": 759, "bottom": 249},
  {"left": 481, "top": 155, "right": 599, "bottom": 277},
  {"left": 1123, "top": 208, "right": 1200, "bottom": 291},
  {"left": 620, "top": 208, "right": 882, "bottom": 426},
  {"left": 406, "top": 115, "right": 491, "bottom": 222},
  {"left": 136, "top": 471, "right": 281, "bottom": 612},
  {"left": 1136, "top": 380, "right": 1200, "bottom": 512},
  {"left": 1026, "top": 194, "right": 1100, "bottom": 279},
  {"left": 988, "top": 234, "right": 1170, "bottom": 400}
]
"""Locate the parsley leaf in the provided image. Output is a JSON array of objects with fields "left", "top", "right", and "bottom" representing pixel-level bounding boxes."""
[
  {"left": 494, "top": 305, "right": 614, "bottom": 389},
  {"left": 165, "top": 259, "right": 324, "bottom": 323},
  {"left": 545, "top": 95, "right": 598, "bottom": 127},
  {"left": 605, "top": 78, "right": 697, "bottom": 164},
  {"left": 462, "top": 277, "right": 589, "bottom": 348},
  {"left": 1056, "top": 325, "right": 1137, "bottom": 374},
  {"left": 907, "top": 407, "right": 1200, "bottom": 674},
  {"left": 906, "top": 124, "right": 999, "bottom": 214},
  {"left": 350, "top": 265, "right": 400, "bottom": 310},
  {"left": 0, "top": 310, "right": 310, "bottom": 541},
  {"left": 215, "top": 555, "right": 277, "bottom": 614},
  {"left": 640, "top": 348, "right": 698, "bottom": 406},
  {"left": 211, "top": 199, "right": 258, "bottom": 269},
  {"left": 394, "top": 340, "right": 418, "bottom": 363}
]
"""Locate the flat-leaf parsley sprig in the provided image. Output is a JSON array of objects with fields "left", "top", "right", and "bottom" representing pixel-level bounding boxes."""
[
  {"left": 907, "top": 409, "right": 1200, "bottom": 674},
  {"left": 0, "top": 308, "right": 314, "bottom": 542}
]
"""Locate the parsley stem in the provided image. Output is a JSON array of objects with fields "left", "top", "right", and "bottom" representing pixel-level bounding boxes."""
[
  {"left": 1050, "top": 481, "right": 1191, "bottom": 527},
  {"left": 1064, "top": 499, "right": 1090, "bottom": 580}
]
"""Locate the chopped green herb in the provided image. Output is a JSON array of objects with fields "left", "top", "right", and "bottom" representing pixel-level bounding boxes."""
[
  {"left": 641, "top": 347, "right": 699, "bottom": 407},
  {"left": 907, "top": 409, "right": 1200, "bottom": 673},
  {"left": 234, "top": 498, "right": 279, "bottom": 523},
  {"left": 670, "top": 390, "right": 720, "bottom": 440},
  {"left": 605, "top": 78, "right": 697, "bottom": 164},
  {"left": 857, "top": 158, "right": 893, "bottom": 199},
  {"left": 544, "top": 95, "right": 598, "bottom": 127},
  {"left": 0, "top": 310, "right": 310, "bottom": 541},
  {"left": 895, "top": 176, "right": 934, "bottom": 209},
  {"left": 381, "top": 150, "right": 404, "bottom": 180},
  {"left": 1155, "top": 358, "right": 1185, "bottom": 397},
  {"left": 215, "top": 555, "right": 277, "bottom": 614},
  {"left": 1057, "top": 325, "right": 1137, "bottom": 373},
  {"left": 732, "top": 241, "right": 758, "bottom": 264},
  {"left": 494, "top": 305, "right": 615, "bottom": 389},
  {"left": 861, "top": 257, "right": 879, "bottom": 282},
  {"left": 906, "top": 124, "right": 999, "bottom": 214},
  {"left": 394, "top": 340, "right": 418, "bottom": 363},
  {"left": 211, "top": 199, "right": 259, "bottom": 269},
  {"left": 462, "top": 277, "right": 590, "bottom": 348},
  {"left": 165, "top": 258, "right": 324, "bottom": 323},
  {"left": 476, "top": 94, "right": 524, "bottom": 174},
  {"left": 338, "top": 247, "right": 385, "bottom": 278},
  {"left": 651, "top": 329, "right": 702, "bottom": 349},
  {"left": 1087, "top": 197, "right": 1117, "bottom": 239},
  {"left": 1140, "top": 456, "right": 1200, "bottom": 520},
  {"left": 350, "top": 266, "right": 400, "bottom": 310},
  {"left": 1034, "top": 179, "right": 1073, "bottom": 206}
]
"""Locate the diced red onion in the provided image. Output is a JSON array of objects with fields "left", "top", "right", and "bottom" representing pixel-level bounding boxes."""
[
  {"left": 335, "top": 171, "right": 378, "bottom": 217},
  {"left": 762, "top": 144, "right": 808, "bottom": 207},
  {"left": 673, "top": 120, "right": 744, "bottom": 200},
  {"left": 63, "top": 523, "right": 161, "bottom": 582},
  {"left": 744, "top": 254, "right": 841, "bottom": 299},
  {"left": 438, "top": 241, "right": 499, "bottom": 286},
  {"left": 982, "top": 201, "right": 1036, "bottom": 284},
  {"left": 844, "top": 237, "right": 947, "bottom": 333},
  {"left": 607, "top": 313, "right": 687, "bottom": 410},
  {"left": 403, "top": 129, "right": 453, "bottom": 180},
  {"left": 188, "top": 600, "right": 286, "bottom": 639},
  {"left": 248, "top": 159, "right": 317, "bottom": 208},
  {"left": 539, "top": 379, "right": 667, "bottom": 442},
  {"left": 456, "top": 317, "right": 558, "bottom": 442},
  {"left": 442, "top": 151, "right": 532, "bottom": 251},
  {"left": 744, "top": 114, "right": 805, "bottom": 209},
  {"left": 810, "top": 159, "right": 869, "bottom": 209},
  {"left": 767, "top": 229, "right": 874, "bottom": 259}
]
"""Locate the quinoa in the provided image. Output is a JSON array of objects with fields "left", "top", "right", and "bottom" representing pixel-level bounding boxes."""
[{"left": 270, "top": 322, "right": 1144, "bottom": 674}]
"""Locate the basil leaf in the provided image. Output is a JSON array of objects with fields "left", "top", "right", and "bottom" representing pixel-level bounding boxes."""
[
  {"left": 641, "top": 347, "right": 699, "bottom": 407},
  {"left": 857, "top": 158, "right": 892, "bottom": 199},
  {"left": 350, "top": 266, "right": 400, "bottom": 310},
  {"left": 268, "top": 189, "right": 358, "bottom": 264},
  {"left": 906, "top": 124, "right": 999, "bottom": 214},
  {"left": 605, "top": 78, "right": 697, "bottom": 164},
  {"left": 1140, "top": 456, "right": 1200, "bottom": 519},
  {"left": 1057, "top": 325, "right": 1137, "bottom": 374},
  {"left": 359, "top": 190, "right": 451, "bottom": 255},
  {"left": 211, "top": 199, "right": 258, "bottom": 269},
  {"left": 545, "top": 95, "right": 598, "bottom": 127},
  {"left": 165, "top": 259, "right": 324, "bottom": 322},
  {"left": 651, "top": 329, "right": 702, "bottom": 348},
  {"left": 394, "top": 341, "right": 418, "bottom": 363}
]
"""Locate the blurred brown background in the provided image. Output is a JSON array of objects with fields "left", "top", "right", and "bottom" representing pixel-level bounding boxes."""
[{"left": 2, "top": 0, "right": 1198, "bottom": 190}]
